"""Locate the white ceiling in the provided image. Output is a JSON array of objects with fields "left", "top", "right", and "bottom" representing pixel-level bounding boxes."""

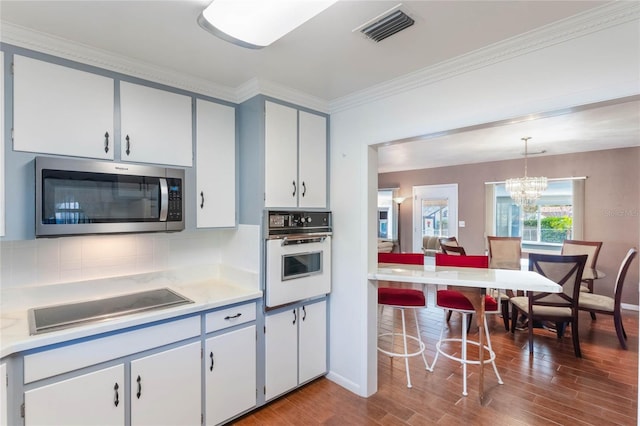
[
  {"left": 377, "top": 97, "right": 640, "bottom": 173},
  {"left": 1, "top": 0, "right": 638, "bottom": 172}
]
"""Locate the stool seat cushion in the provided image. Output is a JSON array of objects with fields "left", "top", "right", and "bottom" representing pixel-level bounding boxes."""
[
  {"left": 437, "top": 290, "right": 498, "bottom": 311},
  {"left": 378, "top": 287, "right": 426, "bottom": 307}
]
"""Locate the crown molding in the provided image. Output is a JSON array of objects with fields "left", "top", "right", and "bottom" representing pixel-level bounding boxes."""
[
  {"left": 1, "top": 1, "right": 637, "bottom": 113},
  {"left": 329, "top": 1, "right": 640, "bottom": 113},
  {"left": 0, "top": 21, "right": 238, "bottom": 103},
  {"left": 236, "top": 78, "right": 329, "bottom": 113}
]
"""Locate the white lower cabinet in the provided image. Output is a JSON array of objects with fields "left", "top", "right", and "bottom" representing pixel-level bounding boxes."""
[
  {"left": 24, "top": 364, "right": 125, "bottom": 426},
  {"left": 205, "top": 325, "right": 256, "bottom": 425},
  {"left": 264, "top": 300, "right": 326, "bottom": 401},
  {"left": 13, "top": 303, "right": 260, "bottom": 426},
  {"left": 298, "top": 302, "right": 328, "bottom": 383},
  {"left": 130, "top": 342, "right": 201, "bottom": 426}
]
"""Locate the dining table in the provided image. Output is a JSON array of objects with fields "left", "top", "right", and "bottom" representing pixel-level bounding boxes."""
[{"left": 369, "top": 260, "right": 562, "bottom": 403}]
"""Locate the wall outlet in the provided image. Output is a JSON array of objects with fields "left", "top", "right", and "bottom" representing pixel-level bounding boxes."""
[{"left": 459, "top": 221, "right": 465, "bottom": 227}]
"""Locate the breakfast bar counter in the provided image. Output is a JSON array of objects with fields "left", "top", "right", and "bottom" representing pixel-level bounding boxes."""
[{"left": 369, "top": 262, "right": 562, "bottom": 402}]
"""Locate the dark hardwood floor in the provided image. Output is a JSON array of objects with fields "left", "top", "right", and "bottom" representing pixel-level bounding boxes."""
[{"left": 234, "top": 301, "right": 638, "bottom": 425}]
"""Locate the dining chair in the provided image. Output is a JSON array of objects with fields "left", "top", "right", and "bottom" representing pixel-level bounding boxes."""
[
  {"left": 441, "top": 244, "right": 467, "bottom": 256},
  {"left": 432, "top": 253, "right": 503, "bottom": 396},
  {"left": 561, "top": 240, "right": 603, "bottom": 293},
  {"left": 487, "top": 236, "right": 522, "bottom": 330},
  {"left": 438, "top": 236, "right": 459, "bottom": 248},
  {"left": 578, "top": 248, "right": 637, "bottom": 349},
  {"left": 377, "top": 252, "right": 430, "bottom": 388},
  {"left": 510, "top": 253, "right": 588, "bottom": 357}
]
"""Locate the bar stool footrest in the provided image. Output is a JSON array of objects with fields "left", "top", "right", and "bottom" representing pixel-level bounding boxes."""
[
  {"left": 378, "top": 333, "right": 426, "bottom": 358},
  {"left": 435, "top": 338, "right": 497, "bottom": 365}
]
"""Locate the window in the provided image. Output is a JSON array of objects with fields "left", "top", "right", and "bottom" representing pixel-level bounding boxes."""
[
  {"left": 421, "top": 199, "right": 449, "bottom": 237},
  {"left": 377, "top": 189, "right": 395, "bottom": 239},
  {"left": 489, "top": 179, "right": 584, "bottom": 250}
]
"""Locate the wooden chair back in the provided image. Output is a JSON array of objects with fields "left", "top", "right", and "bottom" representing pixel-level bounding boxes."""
[
  {"left": 612, "top": 248, "right": 638, "bottom": 309},
  {"left": 441, "top": 244, "right": 467, "bottom": 256},
  {"left": 528, "top": 253, "right": 587, "bottom": 307},
  {"left": 561, "top": 240, "right": 603, "bottom": 280}
]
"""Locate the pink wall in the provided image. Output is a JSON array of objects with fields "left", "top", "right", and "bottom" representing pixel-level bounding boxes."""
[{"left": 379, "top": 147, "right": 639, "bottom": 305}]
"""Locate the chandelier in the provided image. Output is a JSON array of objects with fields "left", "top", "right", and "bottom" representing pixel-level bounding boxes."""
[{"left": 505, "top": 137, "right": 547, "bottom": 210}]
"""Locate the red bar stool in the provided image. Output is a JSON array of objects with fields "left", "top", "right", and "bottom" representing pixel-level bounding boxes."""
[
  {"left": 431, "top": 253, "right": 503, "bottom": 396},
  {"left": 377, "top": 253, "right": 430, "bottom": 388}
]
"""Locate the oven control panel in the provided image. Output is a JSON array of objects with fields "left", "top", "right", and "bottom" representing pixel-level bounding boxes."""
[{"left": 266, "top": 210, "right": 332, "bottom": 235}]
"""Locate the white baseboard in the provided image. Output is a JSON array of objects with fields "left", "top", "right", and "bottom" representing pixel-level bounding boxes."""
[{"left": 325, "top": 371, "right": 367, "bottom": 397}]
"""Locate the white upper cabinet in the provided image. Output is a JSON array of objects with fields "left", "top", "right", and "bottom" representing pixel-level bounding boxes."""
[
  {"left": 196, "top": 99, "right": 236, "bottom": 228},
  {"left": 298, "top": 111, "right": 327, "bottom": 209},
  {"left": 120, "top": 81, "right": 193, "bottom": 167},
  {"left": 13, "top": 55, "right": 114, "bottom": 160},
  {"left": 265, "top": 101, "right": 298, "bottom": 207},
  {"left": 264, "top": 101, "right": 327, "bottom": 208}
]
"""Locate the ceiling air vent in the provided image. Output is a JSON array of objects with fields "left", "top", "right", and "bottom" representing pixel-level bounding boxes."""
[{"left": 358, "top": 8, "right": 415, "bottom": 43}]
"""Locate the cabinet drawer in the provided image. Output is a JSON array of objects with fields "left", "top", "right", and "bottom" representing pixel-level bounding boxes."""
[
  {"left": 205, "top": 303, "right": 256, "bottom": 333},
  {"left": 24, "top": 316, "right": 200, "bottom": 384}
]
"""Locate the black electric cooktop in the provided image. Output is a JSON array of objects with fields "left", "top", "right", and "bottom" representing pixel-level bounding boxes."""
[{"left": 28, "top": 288, "right": 193, "bottom": 335}]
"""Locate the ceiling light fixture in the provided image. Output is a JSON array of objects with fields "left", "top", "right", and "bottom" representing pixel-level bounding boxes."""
[
  {"left": 505, "top": 137, "right": 547, "bottom": 210},
  {"left": 198, "top": 0, "right": 338, "bottom": 49}
]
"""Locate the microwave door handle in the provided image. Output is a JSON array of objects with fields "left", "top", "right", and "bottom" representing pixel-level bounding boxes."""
[{"left": 159, "top": 178, "right": 169, "bottom": 222}]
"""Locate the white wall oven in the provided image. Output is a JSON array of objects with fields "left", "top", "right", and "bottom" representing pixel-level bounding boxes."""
[{"left": 264, "top": 210, "right": 332, "bottom": 309}]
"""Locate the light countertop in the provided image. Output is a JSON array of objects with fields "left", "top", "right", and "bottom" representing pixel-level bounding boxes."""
[
  {"left": 0, "top": 265, "right": 261, "bottom": 358},
  {"left": 370, "top": 264, "right": 562, "bottom": 292}
]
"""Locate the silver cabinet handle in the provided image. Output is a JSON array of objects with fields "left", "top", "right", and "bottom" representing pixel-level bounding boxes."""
[
  {"left": 125, "top": 135, "right": 131, "bottom": 156},
  {"left": 104, "top": 132, "right": 110, "bottom": 153},
  {"left": 292, "top": 180, "right": 297, "bottom": 197}
]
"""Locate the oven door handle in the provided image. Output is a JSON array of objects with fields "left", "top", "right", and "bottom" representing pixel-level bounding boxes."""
[{"left": 281, "top": 236, "right": 326, "bottom": 246}]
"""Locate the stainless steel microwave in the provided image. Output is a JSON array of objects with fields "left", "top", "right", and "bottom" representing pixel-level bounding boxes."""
[{"left": 35, "top": 157, "right": 185, "bottom": 237}]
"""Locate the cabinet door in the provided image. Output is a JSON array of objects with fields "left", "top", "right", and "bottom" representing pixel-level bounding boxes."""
[
  {"left": 264, "top": 309, "right": 298, "bottom": 400},
  {"left": 0, "top": 363, "right": 6, "bottom": 426},
  {"left": 13, "top": 55, "right": 114, "bottom": 159},
  {"left": 24, "top": 364, "right": 124, "bottom": 426},
  {"left": 298, "top": 111, "right": 327, "bottom": 208},
  {"left": 196, "top": 99, "right": 236, "bottom": 228},
  {"left": 120, "top": 81, "right": 193, "bottom": 166},
  {"left": 130, "top": 342, "right": 201, "bottom": 426},
  {"left": 205, "top": 325, "right": 256, "bottom": 425},
  {"left": 298, "top": 301, "right": 327, "bottom": 383},
  {"left": 265, "top": 101, "right": 298, "bottom": 208}
]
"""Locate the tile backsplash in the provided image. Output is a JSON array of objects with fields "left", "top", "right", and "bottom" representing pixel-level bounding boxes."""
[{"left": 0, "top": 225, "right": 260, "bottom": 289}]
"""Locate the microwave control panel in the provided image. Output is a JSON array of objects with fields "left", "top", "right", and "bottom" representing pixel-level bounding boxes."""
[{"left": 167, "top": 178, "right": 183, "bottom": 221}]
